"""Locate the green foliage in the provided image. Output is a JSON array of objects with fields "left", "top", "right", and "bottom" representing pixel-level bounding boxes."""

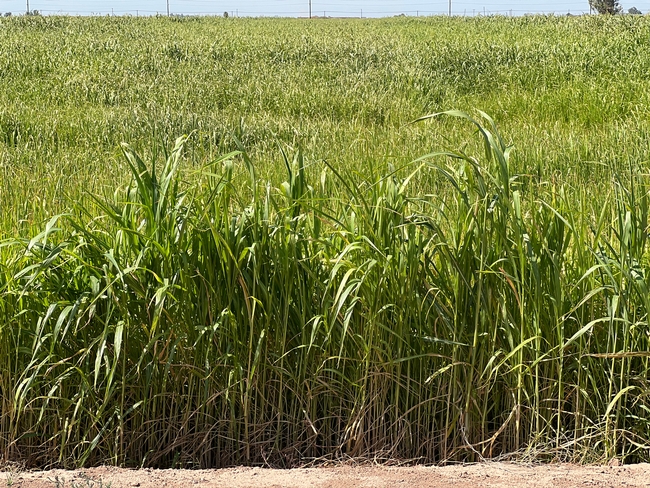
[
  {"left": 1, "top": 15, "right": 650, "bottom": 468},
  {"left": 590, "top": 0, "right": 623, "bottom": 14}
]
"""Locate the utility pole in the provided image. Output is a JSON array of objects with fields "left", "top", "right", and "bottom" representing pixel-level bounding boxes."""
[
  {"left": 448, "top": 0, "right": 451, "bottom": 15},
  {"left": 26, "top": 0, "right": 29, "bottom": 14},
  {"left": 166, "top": 0, "right": 169, "bottom": 16},
  {"left": 309, "top": 0, "right": 311, "bottom": 18}
]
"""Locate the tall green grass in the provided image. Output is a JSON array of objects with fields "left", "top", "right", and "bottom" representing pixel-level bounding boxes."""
[
  {"left": 2, "top": 111, "right": 650, "bottom": 467},
  {"left": 2, "top": 14, "right": 650, "bottom": 467},
  {"left": 1, "top": 14, "right": 650, "bottom": 234}
]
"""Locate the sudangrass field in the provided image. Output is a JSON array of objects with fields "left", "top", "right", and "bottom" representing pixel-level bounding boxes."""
[{"left": 2, "top": 13, "right": 650, "bottom": 468}]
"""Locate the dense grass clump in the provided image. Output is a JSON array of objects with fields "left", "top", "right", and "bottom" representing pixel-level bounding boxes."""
[
  {"left": 1, "top": 15, "right": 650, "bottom": 467},
  {"left": 3, "top": 113, "right": 650, "bottom": 467}
]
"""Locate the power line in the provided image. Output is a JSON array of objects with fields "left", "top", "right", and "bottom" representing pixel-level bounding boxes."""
[{"left": 10, "top": 2, "right": 598, "bottom": 18}]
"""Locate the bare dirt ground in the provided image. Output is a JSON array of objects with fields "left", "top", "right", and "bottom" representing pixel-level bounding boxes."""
[{"left": 3, "top": 462, "right": 650, "bottom": 488}]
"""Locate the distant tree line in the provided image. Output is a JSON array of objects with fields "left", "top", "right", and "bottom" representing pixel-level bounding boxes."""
[
  {"left": 590, "top": 0, "right": 622, "bottom": 14},
  {"left": 590, "top": 0, "right": 643, "bottom": 14},
  {"left": 1, "top": 10, "right": 41, "bottom": 16}
]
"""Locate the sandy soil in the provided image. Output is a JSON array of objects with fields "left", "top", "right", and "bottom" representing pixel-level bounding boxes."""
[{"left": 3, "top": 462, "right": 650, "bottom": 488}]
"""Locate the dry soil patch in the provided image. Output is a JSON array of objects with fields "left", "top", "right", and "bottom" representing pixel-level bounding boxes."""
[{"left": 4, "top": 462, "right": 650, "bottom": 488}]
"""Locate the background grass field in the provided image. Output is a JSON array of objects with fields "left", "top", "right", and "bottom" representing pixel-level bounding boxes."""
[{"left": 1, "top": 14, "right": 650, "bottom": 468}]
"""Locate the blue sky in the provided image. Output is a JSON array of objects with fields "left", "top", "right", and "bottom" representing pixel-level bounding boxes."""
[{"left": 0, "top": 0, "right": 645, "bottom": 17}]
